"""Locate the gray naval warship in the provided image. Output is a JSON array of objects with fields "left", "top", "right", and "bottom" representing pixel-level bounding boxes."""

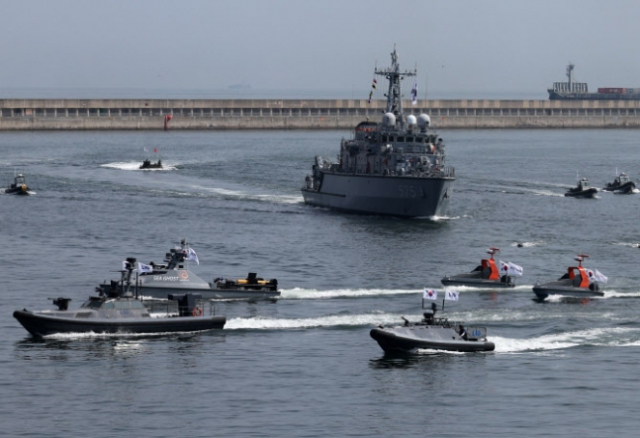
[{"left": 301, "top": 49, "right": 455, "bottom": 217}]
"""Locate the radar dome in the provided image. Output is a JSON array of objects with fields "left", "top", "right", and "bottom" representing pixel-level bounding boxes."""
[
  {"left": 407, "top": 115, "right": 417, "bottom": 126},
  {"left": 382, "top": 112, "right": 396, "bottom": 126},
  {"left": 418, "top": 114, "right": 431, "bottom": 128}
]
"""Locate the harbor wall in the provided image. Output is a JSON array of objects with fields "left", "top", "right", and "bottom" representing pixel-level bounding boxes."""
[{"left": 1, "top": 99, "right": 640, "bottom": 130}]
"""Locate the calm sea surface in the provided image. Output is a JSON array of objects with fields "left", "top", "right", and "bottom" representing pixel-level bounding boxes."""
[{"left": 2, "top": 128, "right": 640, "bottom": 437}]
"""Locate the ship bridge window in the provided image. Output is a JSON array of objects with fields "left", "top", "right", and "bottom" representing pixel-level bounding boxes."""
[
  {"left": 131, "top": 301, "right": 145, "bottom": 309},
  {"left": 397, "top": 136, "right": 405, "bottom": 142},
  {"left": 406, "top": 136, "right": 415, "bottom": 143},
  {"left": 102, "top": 301, "right": 115, "bottom": 309},
  {"left": 84, "top": 299, "right": 103, "bottom": 309},
  {"left": 115, "top": 301, "right": 131, "bottom": 309},
  {"left": 381, "top": 134, "right": 388, "bottom": 142}
]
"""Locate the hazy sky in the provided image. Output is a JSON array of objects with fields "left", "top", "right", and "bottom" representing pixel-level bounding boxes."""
[{"left": 1, "top": 0, "right": 639, "bottom": 98}]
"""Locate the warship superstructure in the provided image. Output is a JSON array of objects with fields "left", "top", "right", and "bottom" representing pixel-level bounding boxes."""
[{"left": 301, "top": 48, "right": 455, "bottom": 217}]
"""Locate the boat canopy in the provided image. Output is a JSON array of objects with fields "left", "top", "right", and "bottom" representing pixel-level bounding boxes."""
[
  {"left": 481, "top": 258, "right": 499, "bottom": 280},
  {"left": 567, "top": 266, "right": 590, "bottom": 288}
]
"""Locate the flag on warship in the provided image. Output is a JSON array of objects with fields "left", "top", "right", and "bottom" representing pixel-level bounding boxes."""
[{"left": 411, "top": 81, "right": 418, "bottom": 105}]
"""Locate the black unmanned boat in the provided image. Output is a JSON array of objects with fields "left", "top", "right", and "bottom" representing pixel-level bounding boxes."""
[
  {"left": 370, "top": 302, "right": 495, "bottom": 354},
  {"left": 97, "top": 240, "right": 280, "bottom": 301},
  {"left": 565, "top": 178, "right": 597, "bottom": 198},
  {"left": 603, "top": 173, "right": 636, "bottom": 194},
  {"left": 441, "top": 247, "right": 521, "bottom": 288},
  {"left": 13, "top": 258, "right": 226, "bottom": 338},
  {"left": 140, "top": 159, "right": 162, "bottom": 169},
  {"left": 532, "top": 254, "right": 606, "bottom": 301},
  {"left": 5, "top": 174, "right": 33, "bottom": 195}
]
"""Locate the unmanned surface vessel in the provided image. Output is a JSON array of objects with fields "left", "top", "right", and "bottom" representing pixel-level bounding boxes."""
[
  {"left": 97, "top": 240, "right": 280, "bottom": 301},
  {"left": 370, "top": 302, "right": 495, "bottom": 354},
  {"left": 13, "top": 258, "right": 226, "bottom": 338},
  {"left": 533, "top": 254, "right": 606, "bottom": 301},
  {"left": 301, "top": 48, "right": 455, "bottom": 217},
  {"left": 441, "top": 247, "right": 521, "bottom": 288}
]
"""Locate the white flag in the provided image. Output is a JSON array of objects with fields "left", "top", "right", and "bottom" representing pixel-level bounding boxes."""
[
  {"left": 500, "top": 260, "right": 523, "bottom": 276},
  {"left": 594, "top": 269, "right": 608, "bottom": 284},
  {"left": 186, "top": 247, "right": 199, "bottom": 265},
  {"left": 507, "top": 261, "right": 523, "bottom": 277},
  {"left": 137, "top": 262, "right": 153, "bottom": 274},
  {"left": 423, "top": 288, "right": 438, "bottom": 300},
  {"left": 411, "top": 81, "right": 418, "bottom": 105},
  {"left": 445, "top": 290, "right": 459, "bottom": 301}
]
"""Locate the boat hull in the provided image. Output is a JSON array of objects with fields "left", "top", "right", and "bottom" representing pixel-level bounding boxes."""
[
  {"left": 532, "top": 284, "right": 604, "bottom": 300},
  {"left": 302, "top": 172, "right": 454, "bottom": 217},
  {"left": 565, "top": 188, "right": 597, "bottom": 198},
  {"left": 13, "top": 310, "right": 226, "bottom": 337},
  {"left": 441, "top": 276, "right": 514, "bottom": 288},
  {"left": 134, "top": 285, "right": 280, "bottom": 300},
  {"left": 603, "top": 182, "right": 636, "bottom": 194},
  {"left": 370, "top": 326, "right": 495, "bottom": 354}
]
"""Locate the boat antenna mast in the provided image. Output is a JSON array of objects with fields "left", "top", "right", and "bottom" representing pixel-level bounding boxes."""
[{"left": 375, "top": 47, "right": 416, "bottom": 129}]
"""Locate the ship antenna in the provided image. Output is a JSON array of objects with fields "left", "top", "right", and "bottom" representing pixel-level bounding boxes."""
[{"left": 375, "top": 47, "right": 416, "bottom": 130}]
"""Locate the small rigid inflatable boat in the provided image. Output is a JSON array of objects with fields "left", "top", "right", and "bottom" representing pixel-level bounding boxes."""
[
  {"left": 533, "top": 254, "right": 606, "bottom": 301},
  {"left": 370, "top": 303, "right": 495, "bottom": 354},
  {"left": 140, "top": 159, "right": 163, "bottom": 169},
  {"left": 441, "top": 247, "right": 519, "bottom": 288},
  {"left": 14, "top": 258, "right": 226, "bottom": 338},
  {"left": 5, "top": 174, "right": 32, "bottom": 195},
  {"left": 603, "top": 173, "right": 636, "bottom": 194},
  {"left": 565, "top": 178, "right": 597, "bottom": 198}
]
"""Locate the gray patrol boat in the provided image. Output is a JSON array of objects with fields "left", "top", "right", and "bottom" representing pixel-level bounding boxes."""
[
  {"left": 301, "top": 48, "right": 455, "bottom": 217},
  {"left": 97, "top": 240, "right": 280, "bottom": 301}
]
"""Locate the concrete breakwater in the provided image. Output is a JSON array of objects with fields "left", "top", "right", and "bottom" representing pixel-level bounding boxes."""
[{"left": 1, "top": 98, "right": 640, "bottom": 130}]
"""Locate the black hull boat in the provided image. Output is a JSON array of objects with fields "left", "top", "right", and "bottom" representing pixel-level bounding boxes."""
[
  {"left": 603, "top": 173, "right": 636, "bottom": 194},
  {"left": 565, "top": 177, "right": 597, "bottom": 198},
  {"left": 5, "top": 174, "right": 32, "bottom": 195},
  {"left": 370, "top": 302, "right": 495, "bottom": 354},
  {"left": 533, "top": 254, "right": 606, "bottom": 301},
  {"left": 13, "top": 308, "right": 224, "bottom": 337},
  {"left": 97, "top": 240, "right": 280, "bottom": 301},
  {"left": 140, "top": 159, "right": 162, "bottom": 169},
  {"left": 441, "top": 247, "right": 521, "bottom": 288},
  {"left": 13, "top": 258, "right": 226, "bottom": 338}
]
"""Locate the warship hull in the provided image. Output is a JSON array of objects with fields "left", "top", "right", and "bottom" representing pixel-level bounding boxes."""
[
  {"left": 302, "top": 172, "right": 454, "bottom": 217},
  {"left": 370, "top": 326, "right": 495, "bottom": 354},
  {"left": 13, "top": 310, "right": 226, "bottom": 337}
]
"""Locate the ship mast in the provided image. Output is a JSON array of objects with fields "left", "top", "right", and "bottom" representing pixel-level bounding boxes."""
[
  {"left": 566, "top": 63, "right": 574, "bottom": 91},
  {"left": 375, "top": 47, "right": 416, "bottom": 129}
]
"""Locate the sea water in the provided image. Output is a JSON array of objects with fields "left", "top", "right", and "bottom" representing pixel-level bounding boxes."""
[{"left": 1, "top": 129, "right": 640, "bottom": 437}]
